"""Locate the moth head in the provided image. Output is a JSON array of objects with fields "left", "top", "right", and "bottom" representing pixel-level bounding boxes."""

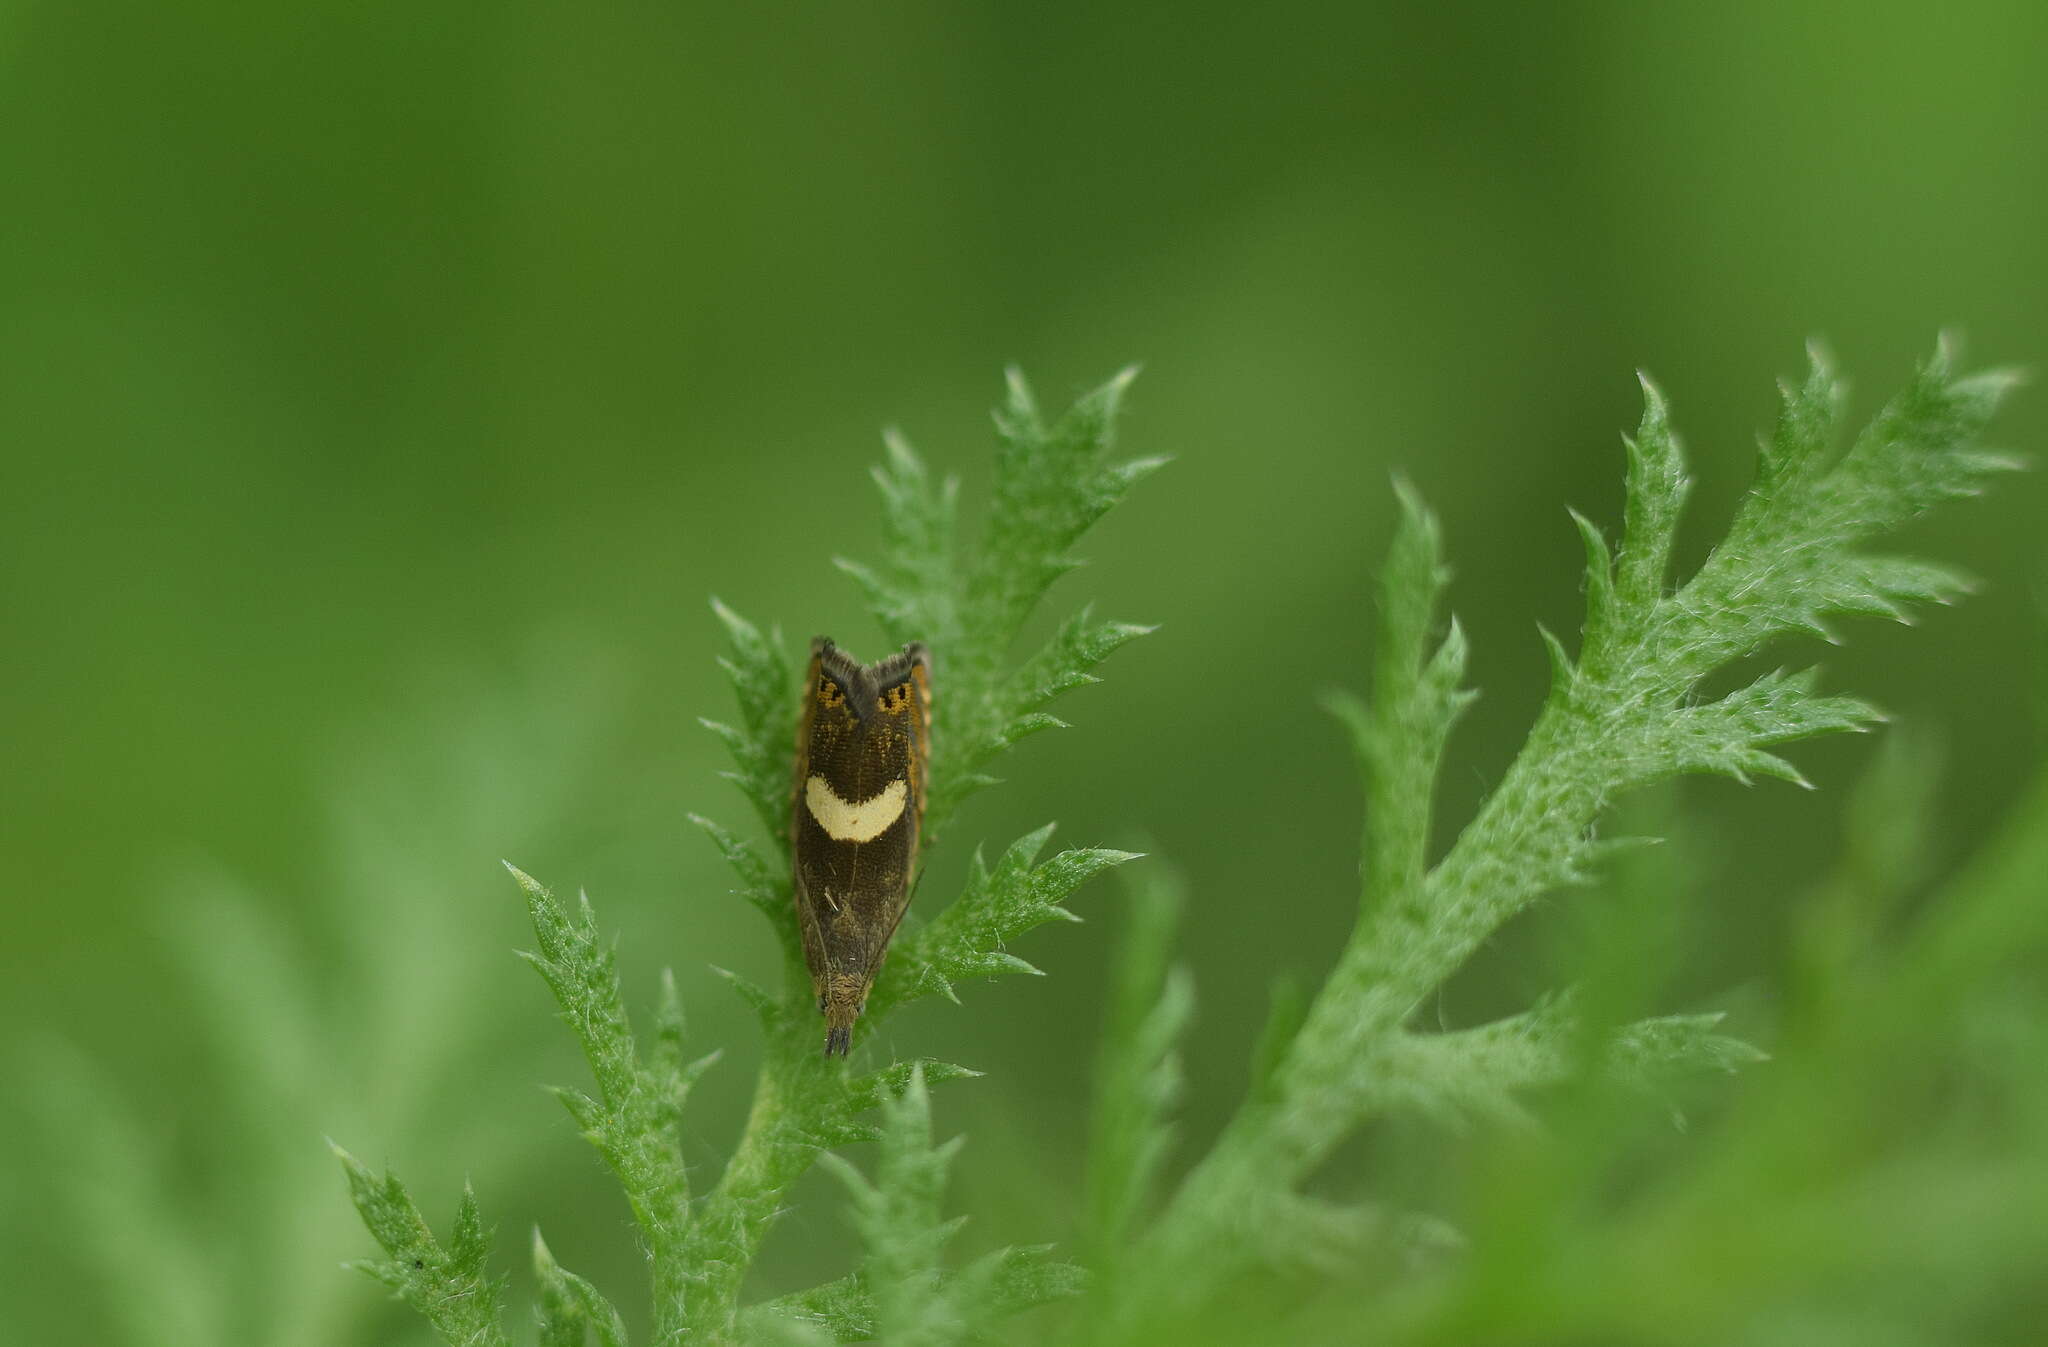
[
  {"left": 810, "top": 637, "right": 862, "bottom": 713},
  {"left": 872, "top": 642, "right": 932, "bottom": 718},
  {"left": 876, "top": 678, "right": 915, "bottom": 715}
]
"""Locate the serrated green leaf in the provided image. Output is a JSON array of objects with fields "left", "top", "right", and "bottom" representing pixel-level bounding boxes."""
[
  {"left": 742, "top": 1246, "right": 1085, "bottom": 1345},
  {"left": 1616, "top": 372, "right": 1689, "bottom": 611},
  {"left": 1124, "top": 342, "right": 2016, "bottom": 1328},
  {"left": 1624, "top": 668, "right": 1880, "bottom": 787},
  {"left": 504, "top": 868, "right": 694, "bottom": 1344},
  {"left": 805, "top": 1064, "right": 1064, "bottom": 1347},
  {"left": 1087, "top": 868, "right": 1194, "bottom": 1273},
  {"left": 690, "top": 811, "right": 799, "bottom": 961},
  {"left": 331, "top": 1143, "right": 511, "bottom": 1347},
  {"left": 705, "top": 600, "right": 797, "bottom": 844},
  {"left": 869, "top": 831, "right": 1140, "bottom": 1015},
  {"left": 1605, "top": 1012, "right": 1770, "bottom": 1086},
  {"left": 828, "top": 370, "right": 1159, "bottom": 834},
  {"left": 534, "top": 1228, "right": 629, "bottom": 1347},
  {"left": 714, "top": 965, "right": 786, "bottom": 1030}
]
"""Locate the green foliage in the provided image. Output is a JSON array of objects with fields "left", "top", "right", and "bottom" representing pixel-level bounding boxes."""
[
  {"left": 838, "top": 367, "right": 1163, "bottom": 831},
  {"left": 1098, "top": 339, "right": 2020, "bottom": 1331},
  {"left": 772, "top": 1066, "right": 1090, "bottom": 1345},
  {"left": 1084, "top": 867, "right": 1193, "bottom": 1281},
  {"left": 698, "top": 601, "right": 798, "bottom": 851},
  {"left": 332, "top": 1147, "right": 510, "bottom": 1347},
  {"left": 16, "top": 663, "right": 624, "bottom": 1347},
  {"left": 535, "top": 1231, "right": 630, "bottom": 1347},
  {"left": 334, "top": 344, "right": 2027, "bottom": 1345},
  {"left": 339, "top": 371, "right": 1151, "bottom": 1342},
  {"left": 869, "top": 824, "right": 1139, "bottom": 1014},
  {"left": 510, "top": 865, "right": 708, "bottom": 1344}
]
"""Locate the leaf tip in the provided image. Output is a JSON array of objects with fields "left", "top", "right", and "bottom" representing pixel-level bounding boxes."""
[
  {"left": 1635, "top": 368, "right": 1670, "bottom": 422},
  {"left": 1803, "top": 335, "right": 1838, "bottom": 381},
  {"left": 1929, "top": 328, "right": 1961, "bottom": 376},
  {"left": 503, "top": 861, "right": 545, "bottom": 896}
]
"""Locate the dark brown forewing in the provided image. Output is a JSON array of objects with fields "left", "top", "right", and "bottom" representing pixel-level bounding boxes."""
[
  {"left": 791, "top": 641, "right": 823, "bottom": 849},
  {"left": 791, "top": 640, "right": 830, "bottom": 991},
  {"left": 850, "top": 643, "right": 932, "bottom": 963}
]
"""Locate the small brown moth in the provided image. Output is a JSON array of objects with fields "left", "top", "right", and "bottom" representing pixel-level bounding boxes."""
[{"left": 792, "top": 636, "right": 933, "bottom": 1056}]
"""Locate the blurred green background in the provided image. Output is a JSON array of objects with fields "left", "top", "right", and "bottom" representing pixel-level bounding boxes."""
[{"left": 4, "top": 3, "right": 2044, "bottom": 1343}]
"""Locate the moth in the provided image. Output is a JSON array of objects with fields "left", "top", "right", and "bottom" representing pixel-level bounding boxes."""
[{"left": 792, "top": 636, "right": 933, "bottom": 1056}]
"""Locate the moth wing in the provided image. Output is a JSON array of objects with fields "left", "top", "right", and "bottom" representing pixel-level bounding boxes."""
[
  {"left": 792, "top": 639, "right": 831, "bottom": 986},
  {"left": 906, "top": 642, "right": 933, "bottom": 833},
  {"left": 793, "top": 639, "right": 837, "bottom": 852},
  {"left": 858, "top": 642, "right": 933, "bottom": 974}
]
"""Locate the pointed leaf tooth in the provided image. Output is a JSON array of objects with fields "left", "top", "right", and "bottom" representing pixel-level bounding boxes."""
[
  {"left": 945, "top": 950, "right": 1044, "bottom": 980},
  {"left": 1388, "top": 473, "right": 1445, "bottom": 556},
  {"left": 1107, "top": 360, "right": 1143, "bottom": 400},
  {"left": 1379, "top": 477, "right": 1452, "bottom": 680},
  {"left": 1007, "top": 821, "right": 1058, "bottom": 870},
  {"left": 1761, "top": 342, "right": 1844, "bottom": 486},
  {"left": 1955, "top": 448, "right": 2029, "bottom": 477},
  {"left": 532, "top": 1231, "right": 581, "bottom": 1347},
  {"left": 999, "top": 711, "right": 1070, "bottom": 746},
  {"left": 1114, "top": 453, "right": 1172, "bottom": 486},
  {"left": 332, "top": 1142, "right": 428, "bottom": 1251},
  {"left": 1006, "top": 607, "right": 1155, "bottom": 713},
  {"left": 908, "top": 1058, "right": 984, "bottom": 1091},
  {"left": 881, "top": 423, "right": 926, "bottom": 474},
  {"left": 1568, "top": 508, "right": 1617, "bottom": 651},
  {"left": 550, "top": 1085, "right": 604, "bottom": 1135},
  {"left": 1607, "top": 1013, "right": 1771, "bottom": 1086},
  {"left": 1427, "top": 614, "right": 1471, "bottom": 689},
  {"left": 831, "top": 554, "right": 894, "bottom": 607},
  {"left": 502, "top": 859, "right": 547, "bottom": 900},
  {"left": 1743, "top": 750, "right": 1811, "bottom": 788},
  {"left": 681, "top": 1047, "right": 724, "bottom": 1093},
  {"left": 844, "top": 1059, "right": 983, "bottom": 1117},
  {"left": 810, "top": 1118, "right": 883, "bottom": 1150},
  {"left": 1580, "top": 834, "right": 1665, "bottom": 872},
  {"left": 984, "top": 1245, "right": 1091, "bottom": 1315},
  {"left": 346, "top": 1257, "right": 407, "bottom": 1291},
  {"left": 1618, "top": 372, "right": 1690, "bottom": 606},
  {"left": 709, "top": 595, "right": 761, "bottom": 646},
  {"left": 451, "top": 1184, "right": 491, "bottom": 1272},
  {"left": 513, "top": 946, "right": 559, "bottom": 988},
  {"left": 1537, "top": 624, "right": 1577, "bottom": 700},
  {"left": 1784, "top": 610, "right": 1842, "bottom": 646},
  {"left": 712, "top": 966, "right": 784, "bottom": 1028},
  {"left": 1001, "top": 364, "right": 1043, "bottom": 434},
  {"left": 649, "top": 966, "right": 686, "bottom": 1071},
  {"left": 689, "top": 813, "right": 781, "bottom": 907},
  {"left": 1248, "top": 973, "right": 1308, "bottom": 1103},
  {"left": 899, "top": 961, "right": 961, "bottom": 1003},
  {"left": 1322, "top": 687, "right": 1375, "bottom": 761},
  {"left": 698, "top": 717, "right": 744, "bottom": 749}
]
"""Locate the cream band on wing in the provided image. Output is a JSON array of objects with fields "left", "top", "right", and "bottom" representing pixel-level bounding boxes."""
[{"left": 804, "top": 775, "right": 909, "bottom": 843}]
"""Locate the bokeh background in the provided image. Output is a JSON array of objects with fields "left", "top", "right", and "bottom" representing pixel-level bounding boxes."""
[{"left": 4, "top": 3, "right": 2045, "bottom": 1343}]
